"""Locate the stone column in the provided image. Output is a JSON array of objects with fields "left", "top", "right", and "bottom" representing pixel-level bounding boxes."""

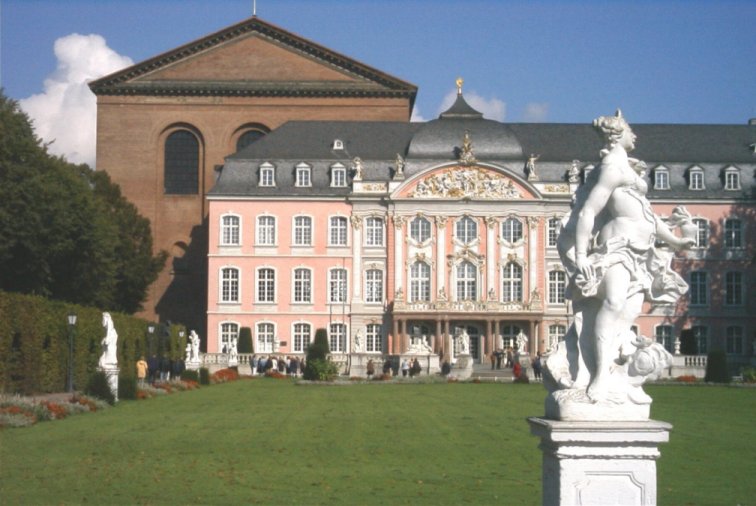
[
  {"left": 527, "top": 217, "right": 539, "bottom": 292},
  {"left": 528, "top": 418, "right": 672, "bottom": 506},
  {"left": 435, "top": 319, "right": 443, "bottom": 355},
  {"left": 392, "top": 318, "right": 399, "bottom": 354}
]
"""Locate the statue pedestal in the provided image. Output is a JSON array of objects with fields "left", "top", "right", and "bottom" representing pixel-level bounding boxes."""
[
  {"left": 454, "top": 354, "right": 473, "bottom": 380},
  {"left": 528, "top": 417, "right": 671, "bottom": 506},
  {"left": 185, "top": 359, "right": 202, "bottom": 371},
  {"left": 99, "top": 366, "right": 120, "bottom": 402}
]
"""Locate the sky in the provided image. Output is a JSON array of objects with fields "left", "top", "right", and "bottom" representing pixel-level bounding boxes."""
[{"left": 1, "top": 0, "right": 755, "bottom": 168}]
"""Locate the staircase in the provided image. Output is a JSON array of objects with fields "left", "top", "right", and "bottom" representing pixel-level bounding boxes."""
[{"left": 471, "top": 363, "right": 516, "bottom": 381}]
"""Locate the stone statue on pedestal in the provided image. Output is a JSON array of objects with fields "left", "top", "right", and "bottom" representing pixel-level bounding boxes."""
[
  {"left": 189, "top": 330, "right": 200, "bottom": 362},
  {"left": 546, "top": 110, "right": 695, "bottom": 421},
  {"left": 516, "top": 330, "right": 528, "bottom": 354},
  {"left": 458, "top": 330, "right": 470, "bottom": 355},
  {"left": 354, "top": 329, "right": 365, "bottom": 353},
  {"left": 98, "top": 312, "right": 118, "bottom": 369}
]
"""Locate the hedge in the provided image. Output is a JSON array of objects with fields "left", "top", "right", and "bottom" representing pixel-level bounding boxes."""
[{"left": 0, "top": 290, "right": 186, "bottom": 395}]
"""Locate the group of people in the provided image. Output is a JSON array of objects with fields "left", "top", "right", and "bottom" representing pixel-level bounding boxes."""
[
  {"left": 135, "top": 355, "right": 186, "bottom": 386},
  {"left": 253, "top": 355, "right": 303, "bottom": 376},
  {"left": 488, "top": 347, "right": 518, "bottom": 370},
  {"left": 400, "top": 358, "right": 423, "bottom": 377}
]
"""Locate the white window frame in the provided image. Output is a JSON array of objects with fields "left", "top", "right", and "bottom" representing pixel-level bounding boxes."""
[
  {"left": 329, "top": 323, "right": 347, "bottom": 353},
  {"left": 724, "top": 218, "right": 743, "bottom": 249},
  {"left": 366, "top": 324, "right": 382, "bottom": 353},
  {"left": 409, "top": 216, "right": 431, "bottom": 243},
  {"left": 689, "top": 167, "right": 705, "bottom": 190},
  {"left": 331, "top": 163, "right": 347, "bottom": 188},
  {"left": 329, "top": 216, "right": 348, "bottom": 246},
  {"left": 295, "top": 163, "right": 312, "bottom": 187},
  {"left": 256, "top": 215, "right": 276, "bottom": 246},
  {"left": 364, "top": 216, "right": 384, "bottom": 247},
  {"left": 546, "top": 217, "right": 560, "bottom": 248},
  {"left": 256, "top": 267, "right": 276, "bottom": 304},
  {"left": 725, "top": 271, "right": 743, "bottom": 306},
  {"left": 724, "top": 167, "right": 741, "bottom": 190},
  {"left": 502, "top": 262, "right": 523, "bottom": 303},
  {"left": 692, "top": 218, "right": 709, "bottom": 249},
  {"left": 293, "top": 215, "right": 313, "bottom": 246},
  {"left": 220, "top": 214, "right": 241, "bottom": 246},
  {"left": 689, "top": 271, "right": 708, "bottom": 306},
  {"left": 220, "top": 266, "right": 240, "bottom": 303},
  {"left": 292, "top": 322, "right": 311, "bottom": 353},
  {"left": 654, "top": 166, "right": 670, "bottom": 190},
  {"left": 259, "top": 162, "right": 276, "bottom": 187},
  {"left": 256, "top": 322, "right": 275, "bottom": 353},
  {"left": 365, "top": 269, "right": 383, "bottom": 304},
  {"left": 329, "top": 268, "right": 348, "bottom": 303},
  {"left": 548, "top": 324, "right": 566, "bottom": 350},
  {"left": 409, "top": 261, "right": 431, "bottom": 302},
  {"left": 501, "top": 217, "right": 523, "bottom": 244},
  {"left": 219, "top": 322, "right": 240, "bottom": 353},
  {"left": 548, "top": 270, "right": 566, "bottom": 305},
  {"left": 292, "top": 267, "right": 312, "bottom": 304}
]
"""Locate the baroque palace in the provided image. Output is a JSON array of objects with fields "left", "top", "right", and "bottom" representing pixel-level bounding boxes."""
[{"left": 91, "top": 16, "right": 755, "bottom": 371}]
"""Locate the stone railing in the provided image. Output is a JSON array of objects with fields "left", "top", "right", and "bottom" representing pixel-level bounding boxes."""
[
  {"left": 394, "top": 298, "right": 542, "bottom": 313},
  {"left": 666, "top": 354, "right": 708, "bottom": 379}
]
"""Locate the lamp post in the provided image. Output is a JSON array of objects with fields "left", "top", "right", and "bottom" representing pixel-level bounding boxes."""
[
  {"left": 147, "top": 324, "right": 155, "bottom": 357},
  {"left": 66, "top": 312, "right": 77, "bottom": 393}
]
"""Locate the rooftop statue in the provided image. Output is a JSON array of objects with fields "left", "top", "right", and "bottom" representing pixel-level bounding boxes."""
[
  {"left": 545, "top": 110, "right": 695, "bottom": 421},
  {"left": 98, "top": 312, "right": 118, "bottom": 369}
]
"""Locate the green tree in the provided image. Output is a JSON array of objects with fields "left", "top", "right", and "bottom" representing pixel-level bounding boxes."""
[{"left": 0, "top": 92, "right": 165, "bottom": 312}]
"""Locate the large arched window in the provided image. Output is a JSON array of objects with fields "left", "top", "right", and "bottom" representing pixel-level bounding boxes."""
[
  {"left": 456, "top": 261, "right": 477, "bottom": 301},
  {"left": 502, "top": 262, "right": 523, "bottom": 302},
  {"left": 410, "top": 262, "right": 431, "bottom": 302},
  {"left": 164, "top": 130, "right": 199, "bottom": 194}
]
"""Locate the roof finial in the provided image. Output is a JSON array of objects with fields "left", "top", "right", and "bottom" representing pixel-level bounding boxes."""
[
  {"left": 253, "top": 0, "right": 257, "bottom": 16},
  {"left": 456, "top": 77, "right": 464, "bottom": 96}
]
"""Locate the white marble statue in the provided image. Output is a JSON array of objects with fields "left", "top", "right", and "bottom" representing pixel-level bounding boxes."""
[
  {"left": 185, "top": 343, "right": 192, "bottom": 363},
  {"left": 546, "top": 110, "right": 694, "bottom": 420},
  {"left": 354, "top": 329, "right": 365, "bottom": 353},
  {"left": 189, "top": 330, "right": 200, "bottom": 362},
  {"left": 516, "top": 331, "right": 528, "bottom": 353},
  {"left": 458, "top": 330, "right": 470, "bottom": 355},
  {"left": 98, "top": 312, "right": 118, "bottom": 369},
  {"left": 229, "top": 336, "right": 238, "bottom": 360}
]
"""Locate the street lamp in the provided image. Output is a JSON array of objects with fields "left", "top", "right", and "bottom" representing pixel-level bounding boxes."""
[
  {"left": 147, "top": 324, "right": 155, "bottom": 356},
  {"left": 66, "top": 311, "right": 77, "bottom": 393}
]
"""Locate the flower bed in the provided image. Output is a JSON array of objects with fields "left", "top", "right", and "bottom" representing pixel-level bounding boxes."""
[{"left": 0, "top": 394, "right": 109, "bottom": 429}]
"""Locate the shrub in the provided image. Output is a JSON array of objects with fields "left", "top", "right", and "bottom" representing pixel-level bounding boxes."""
[
  {"left": 304, "top": 328, "right": 332, "bottom": 380},
  {"left": 238, "top": 327, "right": 253, "bottom": 353},
  {"left": 85, "top": 371, "right": 115, "bottom": 405},
  {"left": 118, "top": 376, "right": 137, "bottom": 400},
  {"left": 741, "top": 367, "right": 756, "bottom": 383},
  {"left": 211, "top": 368, "right": 239, "bottom": 384},
  {"left": 704, "top": 350, "right": 730, "bottom": 383},
  {"left": 180, "top": 370, "right": 199, "bottom": 382},
  {"left": 199, "top": 367, "right": 210, "bottom": 385}
]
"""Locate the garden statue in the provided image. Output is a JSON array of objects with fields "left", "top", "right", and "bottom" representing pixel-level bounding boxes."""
[
  {"left": 229, "top": 336, "right": 238, "bottom": 363},
  {"left": 189, "top": 330, "right": 200, "bottom": 362},
  {"left": 546, "top": 110, "right": 694, "bottom": 420},
  {"left": 516, "top": 330, "right": 528, "bottom": 353},
  {"left": 354, "top": 329, "right": 365, "bottom": 353},
  {"left": 458, "top": 330, "right": 470, "bottom": 355},
  {"left": 98, "top": 312, "right": 118, "bottom": 369}
]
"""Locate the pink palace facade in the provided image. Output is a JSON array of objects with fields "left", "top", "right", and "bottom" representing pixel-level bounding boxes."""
[{"left": 206, "top": 89, "right": 755, "bottom": 372}]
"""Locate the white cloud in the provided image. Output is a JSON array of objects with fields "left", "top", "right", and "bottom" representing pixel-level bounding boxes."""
[
  {"left": 436, "top": 89, "right": 506, "bottom": 122},
  {"left": 410, "top": 107, "right": 426, "bottom": 122},
  {"left": 19, "top": 34, "right": 132, "bottom": 168},
  {"left": 522, "top": 102, "right": 550, "bottom": 122}
]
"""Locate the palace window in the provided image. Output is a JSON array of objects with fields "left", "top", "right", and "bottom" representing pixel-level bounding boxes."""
[
  {"left": 329, "top": 268, "right": 348, "bottom": 303},
  {"left": 692, "top": 218, "right": 709, "bottom": 248},
  {"left": 501, "top": 217, "right": 523, "bottom": 243},
  {"left": 293, "top": 216, "right": 313, "bottom": 246},
  {"left": 366, "top": 324, "right": 382, "bottom": 353},
  {"left": 654, "top": 167, "right": 670, "bottom": 190},
  {"left": 548, "top": 324, "right": 566, "bottom": 350},
  {"left": 220, "top": 267, "right": 240, "bottom": 303},
  {"left": 725, "top": 272, "right": 743, "bottom": 306},
  {"left": 220, "top": 322, "right": 239, "bottom": 354},
  {"left": 259, "top": 163, "right": 275, "bottom": 187},
  {"left": 365, "top": 269, "right": 383, "bottom": 304},
  {"left": 724, "top": 218, "right": 742, "bottom": 248},
  {"left": 456, "top": 261, "right": 477, "bottom": 301},
  {"left": 293, "top": 268, "right": 312, "bottom": 303},
  {"left": 655, "top": 325, "right": 674, "bottom": 353},
  {"left": 329, "top": 323, "right": 347, "bottom": 353},
  {"left": 410, "top": 262, "right": 431, "bottom": 302},
  {"left": 331, "top": 164, "right": 347, "bottom": 187},
  {"left": 410, "top": 216, "right": 431, "bottom": 243},
  {"left": 548, "top": 270, "right": 566, "bottom": 304},
  {"left": 547, "top": 217, "right": 560, "bottom": 248},
  {"left": 221, "top": 215, "right": 240, "bottom": 246},
  {"left": 365, "top": 217, "right": 384, "bottom": 246},
  {"left": 256, "top": 323, "right": 275, "bottom": 353},
  {"left": 329, "top": 216, "right": 348, "bottom": 246},
  {"left": 257, "top": 215, "right": 276, "bottom": 246},
  {"left": 689, "top": 168, "right": 705, "bottom": 190},
  {"left": 726, "top": 326, "right": 743, "bottom": 355},
  {"left": 293, "top": 323, "right": 311, "bottom": 353},
  {"left": 724, "top": 167, "right": 741, "bottom": 190},
  {"left": 689, "top": 271, "right": 708, "bottom": 306},
  {"left": 501, "top": 262, "right": 523, "bottom": 302},
  {"left": 164, "top": 130, "right": 199, "bottom": 194},
  {"left": 455, "top": 216, "right": 477, "bottom": 244},
  {"left": 295, "top": 163, "right": 312, "bottom": 187},
  {"left": 692, "top": 325, "right": 708, "bottom": 355},
  {"left": 257, "top": 268, "right": 275, "bottom": 303}
]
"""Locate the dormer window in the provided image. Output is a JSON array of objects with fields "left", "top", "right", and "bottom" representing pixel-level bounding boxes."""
[
  {"left": 654, "top": 166, "right": 670, "bottom": 190},
  {"left": 332, "top": 139, "right": 344, "bottom": 150},
  {"left": 689, "top": 166, "right": 705, "bottom": 190},
  {"left": 295, "top": 163, "right": 312, "bottom": 187},
  {"left": 331, "top": 163, "right": 347, "bottom": 187},
  {"left": 724, "top": 166, "right": 741, "bottom": 190},
  {"left": 259, "top": 162, "right": 275, "bottom": 187}
]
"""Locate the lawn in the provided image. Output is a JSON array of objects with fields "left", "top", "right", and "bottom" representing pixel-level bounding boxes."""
[{"left": 1, "top": 380, "right": 754, "bottom": 505}]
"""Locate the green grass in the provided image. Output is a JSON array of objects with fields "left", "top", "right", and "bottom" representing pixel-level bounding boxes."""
[{"left": 1, "top": 381, "right": 754, "bottom": 505}]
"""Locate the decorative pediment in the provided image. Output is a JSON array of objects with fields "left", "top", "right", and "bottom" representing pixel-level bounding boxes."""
[
  {"left": 90, "top": 17, "right": 417, "bottom": 100},
  {"left": 408, "top": 166, "right": 523, "bottom": 200}
]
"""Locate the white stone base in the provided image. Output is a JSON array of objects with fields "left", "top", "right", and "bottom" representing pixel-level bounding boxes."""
[
  {"left": 99, "top": 366, "right": 119, "bottom": 403},
  {"left": 185, "top": 359, "right": 202, "bottom": 371},
  {"left": 454, "top": 354, "right": 473, "bottom": 380},
  {"left": 528, "top": 418, "right": 671, "bottom": 506}
]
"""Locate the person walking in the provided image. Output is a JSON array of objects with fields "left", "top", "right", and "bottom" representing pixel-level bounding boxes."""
[{"left": 136, "top": 356, "right": 148, "bottom": 387}]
